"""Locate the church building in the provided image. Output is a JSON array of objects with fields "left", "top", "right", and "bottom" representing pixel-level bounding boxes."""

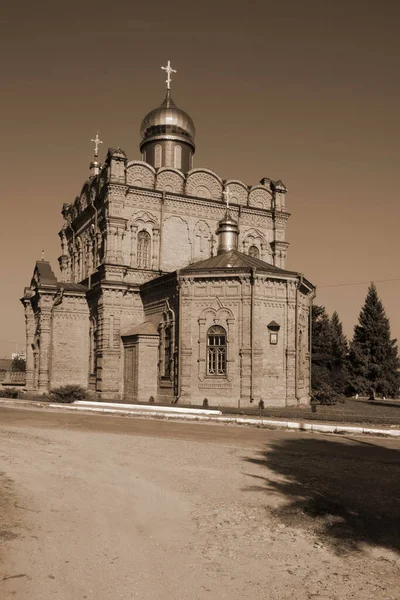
[{"left": 21, "top": 63, "right": 315, "bottom": 407}]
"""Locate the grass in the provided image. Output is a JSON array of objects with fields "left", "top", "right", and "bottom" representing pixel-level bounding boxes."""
[{"left": 239, "top": 397, "right": 400, "bottom": 426}]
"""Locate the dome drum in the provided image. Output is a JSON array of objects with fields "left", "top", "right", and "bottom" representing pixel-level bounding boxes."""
[
  {"left": 140, "top": 90, "right": 196, "bottom": 172},
  {"left": 216, "top": 211, "right": 239, "bottom": 254},
  {"left": 142, "top": 139, "right": 193, "bottom": 172}
]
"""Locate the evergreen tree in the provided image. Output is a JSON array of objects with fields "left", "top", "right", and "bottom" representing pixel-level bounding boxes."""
[
  {"left": 311, "top": 305, "right": 337, "bottom": 403},
  {"left": 348, "top": 283, "right": 400, "bottom": 398},
  {"left": 330, "top": 311, "right": 349, "bottom": 394}
]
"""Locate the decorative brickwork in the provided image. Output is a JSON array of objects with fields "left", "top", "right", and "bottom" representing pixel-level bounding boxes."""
[
  {"left": 224, "top": 180, "right": 248, "bottom": 206},
  {"left": 22, "top": 107, "right": 314, "bottom": 407},
  {"left": 248, "top": 186, "right": 273, "bottom": 210},
  {"left": 155, "top": 168, "right": 185, "bottom": 193},
  {"left": 185, "top": 169, "right": 224, "bottom": 199},
  {"left": 126, "top": 161, "right": 156, "bottom": 188}
]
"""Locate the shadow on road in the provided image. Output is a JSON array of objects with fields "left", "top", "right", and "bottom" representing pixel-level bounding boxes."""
[{"left": 244, "top": 436, "right": 400, "bottom": 554}]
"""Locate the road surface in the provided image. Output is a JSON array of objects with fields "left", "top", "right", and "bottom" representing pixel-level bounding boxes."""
[{"left": 0, "top": 406, "right": 399, "bottom": 599}]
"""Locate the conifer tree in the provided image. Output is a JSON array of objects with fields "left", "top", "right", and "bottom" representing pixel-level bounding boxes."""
[
  {"left": 330, "top": 311, "right": 349, "bottom": 394},
  {"left": 311, "top": 305, "right": 338, "bottom": 403},
  {"left": 348, "top": 283, "right": 400, "bottom": 398}
]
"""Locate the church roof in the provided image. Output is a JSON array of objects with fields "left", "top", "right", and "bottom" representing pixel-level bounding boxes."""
[
  {"left": 30, "top": 261, "right": 87, "bottom": 294},
  {"left": 33, "top": 261, "right": 58, "bottom": 286},
  {"left": 121, "top": 321, "right": 159, "bottom": 337},
  {"left": 180, "top": 249, "right": 299, "bottom": 277},
  {"left": 58, "top": 282, "right": 87, "bottom": 293}
]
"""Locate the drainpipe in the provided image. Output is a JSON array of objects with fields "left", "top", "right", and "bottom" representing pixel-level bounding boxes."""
[
  {"left": 272, "top": 192, "right": 277, "bottom": 265},
  {"left": 295, "top": 274, "right": 304, "bottom": 404},
  {"left": 88, "top": 204, "right": 99, "bottom": 290},
  {"left": 176, "top": 270, "right": 182, "bottom": 400},
  {"left": 159, "top": 191, "right": 165, "bottom": 272},
  {"left": 68, "top": 222, "right": 76, "bottom": 282},
  {"left": 250, "top": 267, "right": 256, "bottom": 403},
  {"left": 309, "top": 285, "right": 317, "bottom": 399}
]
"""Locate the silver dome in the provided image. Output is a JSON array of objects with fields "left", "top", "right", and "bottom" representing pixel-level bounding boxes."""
[{"left": 140, "top": 90, "right": 196, "bottom": 149}]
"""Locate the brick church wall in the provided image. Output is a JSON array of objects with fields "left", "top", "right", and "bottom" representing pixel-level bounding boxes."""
[{"left": 50, "top": 294, "right": 90, "bottom": 389}]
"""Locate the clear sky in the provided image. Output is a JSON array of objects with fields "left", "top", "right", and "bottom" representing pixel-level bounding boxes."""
[{"left": 1, "top": 0, "right": 399, "bottom": 357}]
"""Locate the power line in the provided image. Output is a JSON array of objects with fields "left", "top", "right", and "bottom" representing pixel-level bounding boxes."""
[
  {"left": 0, "top": 339, "right": 24, "bottom": 345},
  {"left": 319, "top": 277, "right": 400, "bottom": 289}
]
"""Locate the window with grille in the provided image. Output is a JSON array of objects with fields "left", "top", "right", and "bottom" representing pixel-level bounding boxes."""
[
  {"left": 137, "top": 230, "right": 151, "bottom": 269},
  {"left": 207, "top": 325, "right": 227, "bottom": 376},
  {"left": 248, "top": 245, "right": 260, "bottom": 259}
]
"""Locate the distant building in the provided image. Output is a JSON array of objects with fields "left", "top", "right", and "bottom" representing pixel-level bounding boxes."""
[
  {"left": 0, "top": 358, "right": 12, "bottom": 373},
  {"left": 21, "top": 66, "right": 314, "bottom": 406}
]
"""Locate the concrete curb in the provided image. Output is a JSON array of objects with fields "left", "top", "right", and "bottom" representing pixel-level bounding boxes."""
[
  {"left": 74, "top": 400, "right": 222, "bottom": 416},
  {"left": 44, "top": 403, "right": 400, "bottom": 438}
]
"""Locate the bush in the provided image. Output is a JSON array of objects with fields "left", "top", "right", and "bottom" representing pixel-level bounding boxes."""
[
  {"left": 50, "top": 385, "right": 87, "bottom": 403},
  {"left": 0, "top": 387, "right": 19, "bottom": 399},
  {"left": 311, "top": 382, "right": 341, "bottom": 405}
]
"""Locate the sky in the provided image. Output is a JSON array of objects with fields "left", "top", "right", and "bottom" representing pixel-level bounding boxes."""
[{"left": 1, "top": 0, "right": 399, "bottom": 357}]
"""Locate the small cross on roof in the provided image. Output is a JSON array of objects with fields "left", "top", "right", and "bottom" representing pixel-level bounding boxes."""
[{"left": 161, "top": 60, "right": 177, "bottom": 90}]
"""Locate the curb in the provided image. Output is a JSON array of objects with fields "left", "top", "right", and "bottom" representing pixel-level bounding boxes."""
[
  {"left": 45, "top": 403, "right": 400, "bottom": 438},
  {"left": 74, "top": 400, "right": 222, "bottom": 416}
]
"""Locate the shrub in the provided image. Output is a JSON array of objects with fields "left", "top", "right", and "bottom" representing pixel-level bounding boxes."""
[
  {"left": 312, "top": 382, "right": 341, "bottom": 405},
  {"left": 202, "top": 398, "right": 209, "bottom": 408},
  {"left": 50, "top": 384, "right": 87, "bottom": 403},
  {"left": 258, "top": 399, "right": 265, "bottom": 410},
  {"left": 148, "top": 395, "right": 155, "bottom": 403},
  {"left": 0, "top": 387, "right": 19, "bottom": 399}
]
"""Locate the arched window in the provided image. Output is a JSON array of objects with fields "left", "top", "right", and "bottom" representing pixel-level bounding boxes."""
[
  {"left": 207, "top": 325, "right": 227, "bottom": 376},
  {"left": 248, "top": 245, "right": 260, "bottom": 259},
  {"left": 154, "top": 144, "right": 162, "bottom": 168},
  {"left": 174, "top": 144, "right": 182, "bottom": 169},
  {"left": 137, "top": 230, "right": 151, "bottom": 269}
]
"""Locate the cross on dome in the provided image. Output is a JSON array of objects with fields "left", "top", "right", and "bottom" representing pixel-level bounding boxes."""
[
  {"left": 223, "top": 188, "right": 231, "bottom": 211},
  {"left": 91, "top": 132, "right": 103, "bottom": 158},
  {"left": 161, "top": 60, "right": 177, "bottom": 90}
]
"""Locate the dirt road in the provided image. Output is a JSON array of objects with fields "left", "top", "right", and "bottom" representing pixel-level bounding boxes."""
[{"left": 0, "top": 407, "right": 399, "bottom": 599}]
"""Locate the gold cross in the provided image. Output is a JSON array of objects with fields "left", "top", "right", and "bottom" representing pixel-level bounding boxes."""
[
  {"left": 161, "top": 60, "right": 177, "bottom": 90},
  {"left": 91, "top": 132, "right": 103, "bottom": 157}
]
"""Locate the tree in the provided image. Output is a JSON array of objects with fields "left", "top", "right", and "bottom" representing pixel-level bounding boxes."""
[
  {"left": 348, "top": 283, "right": 400, "bottom": 398},
  {"left": 311, "top": 305, "right": 339, "bottom": 404},
  {"left": 330, "top": 311, "right": 349, "bottom": 394},
  {"left": 11, "top": 356, "right": 26, "bottom": 372}
]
